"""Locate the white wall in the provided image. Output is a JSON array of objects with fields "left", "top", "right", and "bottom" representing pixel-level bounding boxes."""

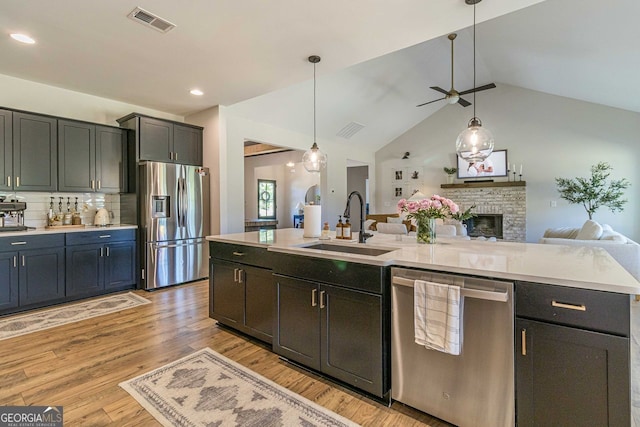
[
  {"left": 244, "top": 151, "right": 319, "bottom": 228},
  {"left": 0, "top": 74, "right": 182, "bottom": 125},
  {"left": 222, "top": 114, "right": 375, "bottom": 234},
  {"left": 376, "top": 84, "right": 640, "bottom": 242},
  {"left": 186, "top": 106, "right": 222, "bottom": 235}
]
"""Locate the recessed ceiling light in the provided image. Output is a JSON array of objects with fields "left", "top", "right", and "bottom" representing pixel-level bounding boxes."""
[
  {"left": 190, "top": 89, "right": 204, "bottom": 96},
  {"left": 10, "top": 33, "right": 36, "bottom": 44}
]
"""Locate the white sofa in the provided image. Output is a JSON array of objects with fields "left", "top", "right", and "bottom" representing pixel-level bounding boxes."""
[{"left": 539, "top": 220, "right": 640, "bottom": 281}]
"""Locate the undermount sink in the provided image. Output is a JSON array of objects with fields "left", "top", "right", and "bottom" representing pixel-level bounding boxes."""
[{"left": 302, "top": 243, "right": 394, "bottom": 256}]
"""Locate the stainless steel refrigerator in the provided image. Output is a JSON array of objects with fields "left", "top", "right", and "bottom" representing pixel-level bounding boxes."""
[{"left": 139, "top": 161, "right": 210, "bottom": 290}]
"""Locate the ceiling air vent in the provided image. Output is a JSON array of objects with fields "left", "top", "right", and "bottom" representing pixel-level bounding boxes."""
[
  {"left": 128, "top": 7, "right": 176, "bottom": 33},
  {"left": 336, "top": 121, "right": 365, "bottom": 139}
]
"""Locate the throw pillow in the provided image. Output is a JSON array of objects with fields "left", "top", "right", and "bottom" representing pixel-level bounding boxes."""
[
  {"left": 600, "top": 230, "right": 627, "bottom": 243},
  {"left": 387, "top": 217, "right": 403, "bottom": 224},
  {"left": 575, "top": 220, "right": 603, "bottom": 240}
]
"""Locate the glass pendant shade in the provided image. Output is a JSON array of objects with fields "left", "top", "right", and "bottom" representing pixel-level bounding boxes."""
[
  {"left": 455, "top": 117, "right": 494, "bottom": 163},
  {"left": 302, "top": 142, "right": 327, "bottom": 173}
]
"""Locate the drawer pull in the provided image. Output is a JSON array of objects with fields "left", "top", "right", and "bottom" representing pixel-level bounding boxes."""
[
  {"left": 11, "top": 241, "right": 27, "bottom": 245},
  {"left": 552, "top": 300, "right": 586, "bottom": 311},
  {"left": 99, "top": 235, "right": 111, "bottom": 239},
  {"left": 232, "top": 251, "right": 245, "bottom": 256},
  {"left": 521, "top": 329, "right": 526, "bottom": 356},
  {"left": 311, "top": 288, "right": 317, "bottom": 307}
]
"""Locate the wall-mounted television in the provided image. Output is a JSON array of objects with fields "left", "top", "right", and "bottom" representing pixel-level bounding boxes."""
[{"left": 457, "top": 149, "right": 508, "bottom": 179}]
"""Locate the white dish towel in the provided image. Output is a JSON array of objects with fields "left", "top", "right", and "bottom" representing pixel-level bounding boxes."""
[{"left": 414, "top": 279, "right": 463, "bottom": 355}]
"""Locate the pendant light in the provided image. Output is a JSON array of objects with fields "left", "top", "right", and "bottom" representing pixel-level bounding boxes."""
[
  {"left": 302, "top": 55, "right": 328, "bottom": 173},
  {"left": 455, "top": 0, "right": 494, "bottom": 163}
]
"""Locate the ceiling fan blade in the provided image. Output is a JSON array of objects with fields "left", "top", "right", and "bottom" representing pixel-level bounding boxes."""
[
  {"left": 429, "top": 86, "right": 449, "bottom": 95},
  {"left": 458, "top": 97, "right": 472, "bottom": 107},
  {"left": 458, "top": 83, "right": 497, "bottom": 96},
  {"left": 416, "top": 97, "right": 445, "bottom": 107}
]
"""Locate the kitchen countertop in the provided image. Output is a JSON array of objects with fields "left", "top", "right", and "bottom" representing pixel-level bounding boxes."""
[
  {"left": 207, "top": 228, "right": 640, "bottom": 294},
  {"left": 0, "top": 224, "right": 137, "bottom": 238}
]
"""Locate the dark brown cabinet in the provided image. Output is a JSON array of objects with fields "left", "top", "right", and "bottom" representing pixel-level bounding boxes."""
[
  {"left": 12, "top": 112, "right": 57, "bottom": 191},
  {"left": 515, "top": 281, "right": 630, "bottom": 427},
  {"left": 274, "top": 274, "right": 384, "bottom": 397},
  {"left": 58, "top": 120, "right": 125, "bottom": 193},
  {"left": 210, "top": 247, "right": 275, "bottom": 344}
]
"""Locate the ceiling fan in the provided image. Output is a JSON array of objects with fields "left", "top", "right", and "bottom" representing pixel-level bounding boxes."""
[{"left": 416, "top": 33, "right": 496, "bottom": 108}]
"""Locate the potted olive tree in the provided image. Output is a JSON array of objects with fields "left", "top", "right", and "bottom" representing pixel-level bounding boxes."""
[{"left": 555, "top": 162, "right": 630, "bottom": 220}]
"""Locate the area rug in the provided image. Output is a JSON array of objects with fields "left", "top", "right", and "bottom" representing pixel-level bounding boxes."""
[
  {"left": 119, "top": 347, "right": 359, "bottom": 427},
  {"left": 0, "top": 292, "right": 150, "bottom": 341}
]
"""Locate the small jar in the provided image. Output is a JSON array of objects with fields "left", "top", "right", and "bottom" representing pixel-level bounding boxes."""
[
  {"left": 72, "top": 213, "right": 82, "bottom": 225},
  {"left": 63, "top": 212, "right": 72, "bottom": 225}
]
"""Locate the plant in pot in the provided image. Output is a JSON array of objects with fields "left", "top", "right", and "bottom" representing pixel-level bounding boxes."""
[
  {"left": 555, "top": 162, "right": 630, "bottom": 220},
  {"left": 444, "top": 167, "right": 457, "bottom": 184}
]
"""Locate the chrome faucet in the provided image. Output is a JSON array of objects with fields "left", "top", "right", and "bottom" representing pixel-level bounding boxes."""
[{"left": 343, "top": 191, "right": 373, "bottom": 243}]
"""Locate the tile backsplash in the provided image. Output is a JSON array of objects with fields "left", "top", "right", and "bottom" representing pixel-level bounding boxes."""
[{"left": 0, "top": 191, "right": 121, "bottom": 228}]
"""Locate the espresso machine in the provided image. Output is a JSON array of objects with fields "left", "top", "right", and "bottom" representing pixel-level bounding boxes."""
[{"left": 0, "top": 199, "right": 28, "bottom": 232}]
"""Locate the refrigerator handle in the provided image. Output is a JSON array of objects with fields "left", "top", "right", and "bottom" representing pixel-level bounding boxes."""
[
  {"left": 182, "top": 177, "right": 188, "bottom": 228},
  {"left": 176, "top": 175, "right": 183, "bottom": 228}
]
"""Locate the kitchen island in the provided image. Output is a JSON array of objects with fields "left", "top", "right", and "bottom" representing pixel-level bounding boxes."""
[{"left": 207, "top": 228, "right": 640, "bottom": 426}]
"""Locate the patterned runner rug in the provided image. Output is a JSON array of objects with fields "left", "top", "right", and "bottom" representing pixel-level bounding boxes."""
[
  {"left": 0, "top": 292, "right": 150, "bottom": 341},
  {"left": 120, "top": 347, "right": 359, "bottom": 427}
]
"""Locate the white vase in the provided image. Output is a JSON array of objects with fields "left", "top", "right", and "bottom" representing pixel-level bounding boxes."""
[{"left": 446, "top": 174, "right": 454, "bottom": 184}]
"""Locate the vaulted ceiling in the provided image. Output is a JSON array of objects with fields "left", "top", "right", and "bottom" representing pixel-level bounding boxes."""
[{"left": 2, "top": 0, "right": 638, "bottom": 152}]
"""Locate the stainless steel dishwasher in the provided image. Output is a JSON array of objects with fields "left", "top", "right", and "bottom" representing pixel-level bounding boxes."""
[{"left": 391, "top": 267, "right": 514, "bottom": 427}]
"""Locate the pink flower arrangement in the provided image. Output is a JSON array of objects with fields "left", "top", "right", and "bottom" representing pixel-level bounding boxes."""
[{"left": 397, "top": 194, "right": 459, "bottom": 221}]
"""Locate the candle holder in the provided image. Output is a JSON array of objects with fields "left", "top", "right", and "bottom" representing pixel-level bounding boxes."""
[
  {"left": 512, "top": 171, "right": 517, "bottom": 182},
  {"left": 507, "top": 169, "right": 511, "bottom": 182},
  {"left": 519, "top": 174, "right": 522, "bottom": 182}
]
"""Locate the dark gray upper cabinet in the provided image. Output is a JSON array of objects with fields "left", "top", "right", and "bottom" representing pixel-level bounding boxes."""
[
  {"left": 58, "top": 120, "right": 125, "bottom": 193},
  {"left": 96, "top": 126, "right": 126, "bottom": 193},
  {"left": 139, "top": 116, "right": 173, "bottom": 162},
  {"left": 174, "top": 123, "right": 202, "bottom": 165},
  {"left": 58, "top": 119, "right": 96, "bottom": 192},
  {"left": 119, "top": 114, "right": 203, "bottom": 165},
  {"left": 13, "top": 112, "right": 57, "bottom": 191},
  {"left": 0, "top": 109, "right": 12, "bottom": 191}
]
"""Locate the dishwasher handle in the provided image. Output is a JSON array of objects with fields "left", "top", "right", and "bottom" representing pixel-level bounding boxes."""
[{"left": 391, "top": 276, "right": 509, "bottom": 303}]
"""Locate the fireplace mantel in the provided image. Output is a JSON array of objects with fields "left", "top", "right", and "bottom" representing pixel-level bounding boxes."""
[{"left": 441, "top": 181, "right": 526, "bottom": 189}]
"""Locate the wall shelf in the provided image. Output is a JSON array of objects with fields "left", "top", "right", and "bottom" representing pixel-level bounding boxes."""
[{"left": 441, "top": 181, "right": 526, "bottom": 189}]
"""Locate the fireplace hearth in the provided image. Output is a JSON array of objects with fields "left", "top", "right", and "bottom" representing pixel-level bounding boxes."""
[{"left": 464, "top": 214, "right": 503, "bottom": 239}]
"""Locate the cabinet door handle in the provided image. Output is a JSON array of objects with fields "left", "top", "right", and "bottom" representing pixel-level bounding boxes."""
[
  {"left": 106, "top": 246, "right": 110, "bottom": 257},
  {"left": 13, "top": 256, "right": 17, "bottom": 268},
  {"left": 237, "top": 269, "right": 244, "bottom": 284},
  {"left": 552, "top": 300, "right": 586, "bottom": 311},
  {"left": 521, "top": 329, "right": 527, "bottom": 356},
  {"left": 169, "top": 152, "right": 173, "bottom": 160},
  {"left": 91, "top": 180, "right": 95, "bottom": 190},
  {"left": 174, "top": 152, "right": 178, "bottom": 161},
  {"left": 311, "top": 288, "right": 317, "bottom": 307},
  {"left": 6, "top": 176, "right": 10, "bottom": 187},
  {"left": 16, "top": 176, "right": 20, "bottom": 187},
  {"left": 320, "top": 290, "right": 325, "bottom": 309},
  {"left": 100, "top": 247, "right": 104, "bottom": 257},
  {"left": 21, "top": 255, "right": 25, "bottom": 267},
  {"left": 233, "top": 268, "right": 238, "bottom": 282},
  {"left": 97, "top": 180, "right": 101, "bottom": 190}
]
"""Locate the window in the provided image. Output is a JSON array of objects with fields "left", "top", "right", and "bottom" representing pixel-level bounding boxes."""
[{"left": 258, "top": 179, "right": 276, "bottom": 219}]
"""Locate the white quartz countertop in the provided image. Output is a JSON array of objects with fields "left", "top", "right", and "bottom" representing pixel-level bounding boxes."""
[
  {"left": 207, "top": 228, "right": 640, "bottom": 295},
  {"left": 0, "top": 224, "right": 137, "bottom": 238}
]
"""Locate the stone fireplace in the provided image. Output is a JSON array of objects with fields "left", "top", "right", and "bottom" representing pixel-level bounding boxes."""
[{"left": 441, "top": 182, "right": 526, "bottom": 241}]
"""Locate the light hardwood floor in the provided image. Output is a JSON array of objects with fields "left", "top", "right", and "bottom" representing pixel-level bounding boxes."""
[{"left": 0, "top": 280, "right": 451, "bottom": 426}]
